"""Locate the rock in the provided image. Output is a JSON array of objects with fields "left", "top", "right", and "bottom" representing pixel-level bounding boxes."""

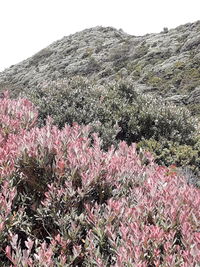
[
  {"left": 181, "top": 34, "right": 200, "bottom": 52},
  {"left": 165, "top": 94, "right": 188, "bottom": 104},
  {"left": 186, "top": 87, "right": 200, "bottom": 104}
]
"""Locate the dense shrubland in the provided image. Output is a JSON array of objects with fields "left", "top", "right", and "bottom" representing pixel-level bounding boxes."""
[
  {"left": 0, "top": 92, "right": 200, "bottom": 266},
  {"left": 23, "top": 76, "right": 200, "bottom": 176}
]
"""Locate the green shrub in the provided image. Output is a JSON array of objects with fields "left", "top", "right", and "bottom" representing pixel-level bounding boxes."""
[
  {"left": 138, "top": 137, "right": 200, "bottom": 184},
  {"left": 138, "top": 138, "right": 199, "bottom": 166},
  {"left": 23, "top": 76, "right": 198, "bottom": 151},
  {"left": 115, "top": 94, "right": 197, "bottom": 145}
]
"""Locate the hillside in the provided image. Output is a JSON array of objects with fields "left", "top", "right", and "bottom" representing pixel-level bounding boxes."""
[
  {"left": 0, "top": 21, "right": 200, "bottom": 105},
  {"left": 0, "top": 21, "right": 200, "bottom": 178},
  {"left": 0, "top": 21, "right": 200, "bottom": 266}
]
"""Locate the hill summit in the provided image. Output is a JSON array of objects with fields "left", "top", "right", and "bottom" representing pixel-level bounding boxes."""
[{"left": 0, "top": 21, "right": 200, "bottom": 106}]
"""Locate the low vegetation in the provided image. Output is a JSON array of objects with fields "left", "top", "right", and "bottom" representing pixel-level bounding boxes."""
[
  {"left": 22, "top": 76, "right": 200, "bottom": 177},
  {"left": 0, "top": 92, "right": 200, "bottom": 266}
]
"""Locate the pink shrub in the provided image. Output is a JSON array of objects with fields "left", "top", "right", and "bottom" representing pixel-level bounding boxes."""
[
  {"left": 0, "top": 93, "right": 199, "bottom": 266},
  {"left": 0, "top": 91, "right": 38, "bottom": 137},
  {"left": 0, "top": 92, "right": 38, "bottom": 178}
]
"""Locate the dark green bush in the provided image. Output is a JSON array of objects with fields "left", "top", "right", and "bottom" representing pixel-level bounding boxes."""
[
  {"left": 23, "top": 76, "right": 198, "bottom": 151},
  {"left": 115, "top": 95, "right": 197, "bottom": 145}
]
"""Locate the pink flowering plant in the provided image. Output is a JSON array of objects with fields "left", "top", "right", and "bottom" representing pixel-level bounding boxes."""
[{"left": 0, "top": 93, "right": 199, "bottom": 266}]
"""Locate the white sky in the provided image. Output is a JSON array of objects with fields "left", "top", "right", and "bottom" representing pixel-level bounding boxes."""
[{"left": 0, "top": 0, "right": 199, "bottom": 71}]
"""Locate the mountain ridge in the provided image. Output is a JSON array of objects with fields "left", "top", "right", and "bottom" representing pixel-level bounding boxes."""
[{"left": 0, "top": 21, "right": 200, "bottom": 108}]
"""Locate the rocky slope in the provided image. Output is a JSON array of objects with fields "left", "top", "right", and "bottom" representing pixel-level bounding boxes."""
[{"left": 0, "top": 21, "right": 200, "bottom": 110}]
